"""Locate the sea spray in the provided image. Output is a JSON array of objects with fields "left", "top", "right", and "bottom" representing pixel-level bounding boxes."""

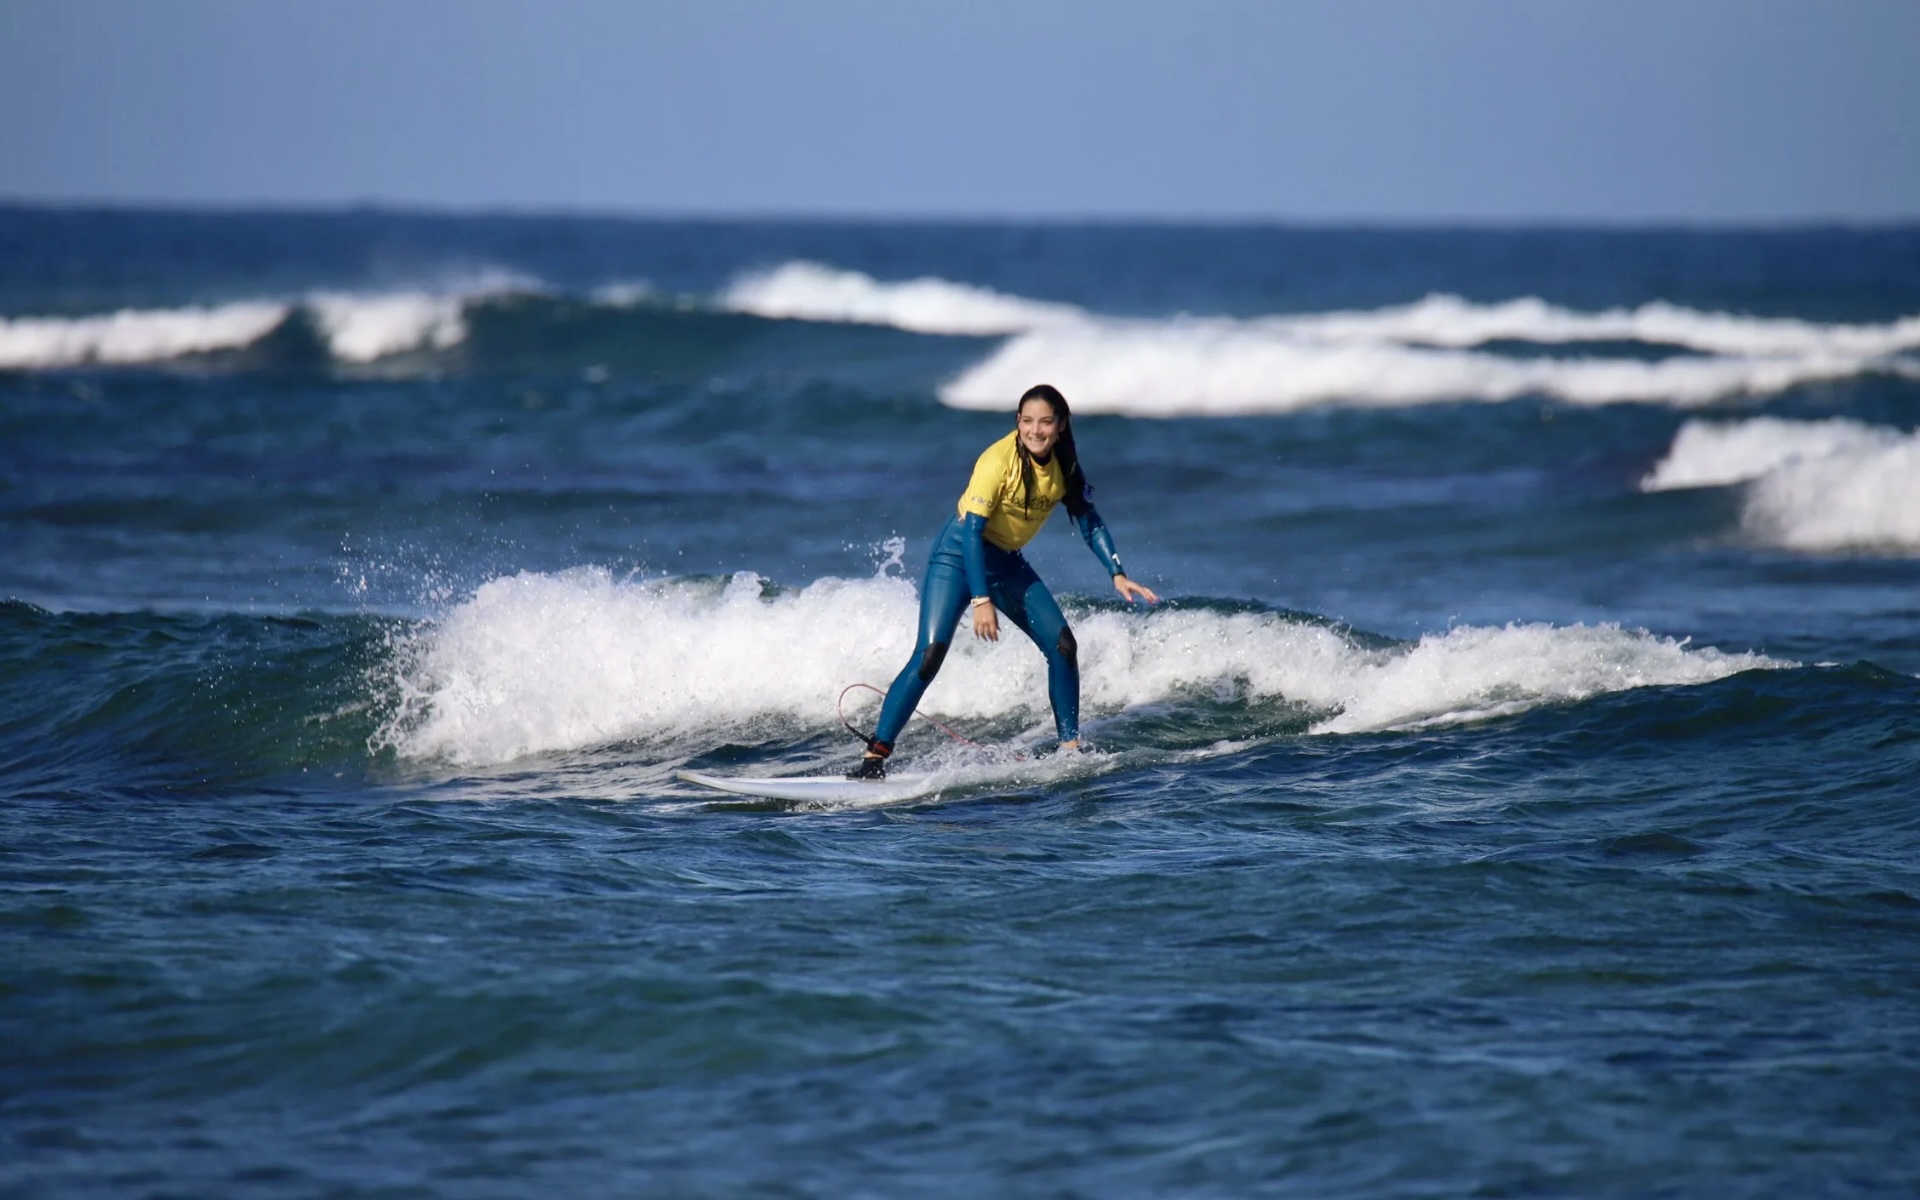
[{"left": 374, "top": 569, "right": 1789, "bottom": 766}]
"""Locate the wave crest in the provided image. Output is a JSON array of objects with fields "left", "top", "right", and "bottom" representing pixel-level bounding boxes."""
[
  {"left": 714, "top": 262, "right": 1920, "bottom": 414},
  {"left": 9, "top": 262, "right": 1914, "bottom": 415},
  {"left": 1265, "top": 293, "right": 1920, "bottom": 357},
  {"left": 938, "top": 322, "right": 1876, "bottom": 414},
  {"left": 1644, "top": 417, "right": 1920, "bottom": 553},
  {"left": 0, "top": 271, "right": 538, "bottom": 369},
  {"left": 376, "top": 568, "right": 1785, "bottom": 766},
  {"left": 0, "top": 302, "right": 291, "bottom": 368},
  {"left": 721, "top": 261, "right": 1085, "bottom": 335},
  {"left": 306, "top": 292, "right": 469, "bottom": 363}
]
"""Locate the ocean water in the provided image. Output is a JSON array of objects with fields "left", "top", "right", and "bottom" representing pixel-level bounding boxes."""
[{"left": 3, "top": 206, "right": 1919, "bottom": 1197}]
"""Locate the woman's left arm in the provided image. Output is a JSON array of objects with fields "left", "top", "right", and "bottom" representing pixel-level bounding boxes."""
[{"left": 1074, "top": 506, "right": 1159, "bottom": 606}]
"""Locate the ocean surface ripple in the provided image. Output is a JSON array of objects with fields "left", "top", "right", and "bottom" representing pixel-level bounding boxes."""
[{"left": 4, "top": 210, "right": 1919, "bottom": 1198}]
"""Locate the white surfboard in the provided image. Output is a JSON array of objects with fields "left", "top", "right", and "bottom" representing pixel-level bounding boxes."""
[{"left": 675, "top": 768, "right": 942, "bottom": 805}]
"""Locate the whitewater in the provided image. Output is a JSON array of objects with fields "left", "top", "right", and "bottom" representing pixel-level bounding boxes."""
[
  {"left": 1643, "top": 417, "right": 1920, "bottom": 551},
  {"left": 8, "top": 257, "right": 1918, "bottom": 417},
  {"left": 6, "top": 210, "right": 1919, "bottom": 1200},
  {"left": 375, "top": 566, "right": 1785, "bottom": 766}
]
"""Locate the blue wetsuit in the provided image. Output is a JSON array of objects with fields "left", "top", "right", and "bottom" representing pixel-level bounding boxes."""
[{"left": 870, "top": 503, "right": 1124, "bottom": 749}]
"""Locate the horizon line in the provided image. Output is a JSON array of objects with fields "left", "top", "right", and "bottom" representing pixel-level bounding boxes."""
[{"left": 3, "top": 195, "right": 1917, "bottom": 234}]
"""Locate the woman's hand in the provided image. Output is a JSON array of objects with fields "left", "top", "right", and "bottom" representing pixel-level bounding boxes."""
[
  {"left": 972, "top": 600, "right": 1000, "bottom": 641},
  {"left": 1113, "top": 574, "right": 1159, "bottom": 606}
]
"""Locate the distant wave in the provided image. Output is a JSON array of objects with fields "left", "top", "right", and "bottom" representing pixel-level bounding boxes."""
[
  {"left": 939, "top": 323, "right": 1879, "bottom": 414},
  {"left": 721, "top": 261, "right": 1085, "bottom": 335},
  {"left": 0, "top": 271, "right": 537, "bottom": 369},
  {"left": 1258, "top": 294, "right": 1920, "bottom": 358},
  {"left": 8, "top": 261, "right": 1917, "bottom": 415},
  {"left": 719, "top": 270, "right": 1920, "bottom": 358},
  {"left": 0, "top": 302, "right": 290, "bottom": 368},
  {"left": 937, "top": 299, "right": 1917, "bottom": 414},
  {"left": 307, "top": 292, "right": 467, "bottom": 364},
  {"left": 376, "top": 566, "right": 1784, "bottom": 766},
  {"left": 716, "top": 261, "right": 1920, "bottom": 414},
  {"left": 1640, "top": 417, "right": 1900, "bottom": 491},
  {"left": 1644, "top": 417, "right": 1920, "bottom": 553},
  {"left": 590, "top": 281, "right": 655, "bottom": 306}
]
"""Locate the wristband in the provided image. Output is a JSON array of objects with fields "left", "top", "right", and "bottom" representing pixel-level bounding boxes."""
[{"left": 971, "top": 596, "right": 992, "bottom": 608}]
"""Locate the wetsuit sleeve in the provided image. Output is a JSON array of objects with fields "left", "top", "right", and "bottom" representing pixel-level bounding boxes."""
[
  {"left": 956, "top": 441, "right": 1005, "bottom": 598},
  {"left": 1074, "top": 505, "right": 1125, "bottom": 578},
  {"left": 959, "top": 513, "right": 991, "bottom": 598}
]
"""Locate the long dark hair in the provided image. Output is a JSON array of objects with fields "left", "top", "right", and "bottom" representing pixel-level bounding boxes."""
[{"left": 1015, "top": 383, "right": 1094, "bottom": 518}]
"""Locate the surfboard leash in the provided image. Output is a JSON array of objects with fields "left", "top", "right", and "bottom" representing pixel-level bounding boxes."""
[{"left": 837, "top": 682, "right": 1018, "bottom": 757}]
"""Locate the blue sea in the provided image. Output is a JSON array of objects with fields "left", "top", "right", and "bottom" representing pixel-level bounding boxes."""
[{"left": 4, "top": 207, "right": 1919, "bottom": 1197}]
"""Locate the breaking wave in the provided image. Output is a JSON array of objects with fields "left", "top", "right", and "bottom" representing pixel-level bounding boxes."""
[
  {"left": 0, "top": 272, "right": 536, "bottom": 369},
  {"left": 375, "top": 567, "right": 1785, "bottom": 767},
  {"left": 1255, "top": 294, "right": 1920, "bottom": 358},
  {"left": 715, "top": 261, "right": 1919, "bottom": 414},
  {"left": 1645, "top": 417, "right": 1920, "bottom": 553},
  {"left": 721, "top": 261, "right": 1085, "bottom": 335},
  {"left": 0, "top": 302, "right": 290, "bottom": 369},
  {"left": 307, "top": 292, "right": 468, "bottom": 364},
  {"left": 7, "top": 259, "right": 1914, "bottom": 416},
  {"left": 938, "top": 323, "right": 1878, "bottom": 414}
]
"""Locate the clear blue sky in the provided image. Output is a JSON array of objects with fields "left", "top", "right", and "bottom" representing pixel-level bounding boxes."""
[{"left": 2, "top": 0, "right": 1915, "bottom": 222}]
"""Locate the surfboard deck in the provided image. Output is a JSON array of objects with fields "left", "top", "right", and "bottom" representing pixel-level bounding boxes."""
[{"left": 676, "top": 768, "right": 940, "bottom": 805}]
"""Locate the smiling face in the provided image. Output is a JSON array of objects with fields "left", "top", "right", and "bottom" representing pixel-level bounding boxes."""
[{"left": 1016, "top": 397, "right": 1062, "bottom": 460}]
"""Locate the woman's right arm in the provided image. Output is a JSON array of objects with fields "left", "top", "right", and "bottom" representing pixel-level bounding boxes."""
[
  {"left": 956, "top": 441, "right": 1011, "bottom": 640},
  {"left": 959, "top": 512, "right": 998, "bottom": 641}
]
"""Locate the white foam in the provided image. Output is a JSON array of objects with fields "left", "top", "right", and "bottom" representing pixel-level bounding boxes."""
[
  {"left": 305, "top": 271, "right": 535, "bottom": 363},
  {"left": 714, "top": 263, "right": 1919, "bottom": 413},
  {"left": 591, "top": 281, "right": 655, "bottom": 306},
  {"left": 0, "top": 269, "right": 545, "bottom": 369},
  {"left": 1299, "top": 622, "right": 1774, "bottom": 735},
  {"left": 306, "top": 292, "right": 467, "bottom": 363},
  {"left": 719, "top": 262, "right": 1920, "bottom": 359},
  {"left": 1741, "top": 430, "right": 1920, "bottom": 552},
  {"left": 1641, "top": 417, "right": 1901, "bottom": 490},
  {"left": 375, "top": 567, "right": 1786, "bottom": 766},
  {"left": 0, "top": 302, "right": 290, "bottom": 368},
  {"left": 1643, "top": 417, "right": 1920, "bottom": 552},
  {"left": 721, "top": 261, "right": 1087, "bottom": 335},
  {"left": 1264, "top": 294, "right": 1920, "bottom": 358},
  {"left": 938, "top": 321, "right": 1875, "bottom": 414},
  {"left": 379, "top": 567, "right": 924, "bottom": 765}
]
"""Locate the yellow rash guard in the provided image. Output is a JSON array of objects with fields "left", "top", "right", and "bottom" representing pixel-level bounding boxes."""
[{"left": 956, "top": 431, "right": 1066, "bottom": 552}]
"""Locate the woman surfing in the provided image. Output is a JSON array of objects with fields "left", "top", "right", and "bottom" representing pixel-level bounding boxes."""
[{"left": 849, "top": 384, "right": 1159, "bottom": 779}]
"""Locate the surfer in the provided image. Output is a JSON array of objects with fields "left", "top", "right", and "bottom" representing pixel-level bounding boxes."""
[{"left": 849, "top": 384, "right": 1158, "bottom": 779}]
